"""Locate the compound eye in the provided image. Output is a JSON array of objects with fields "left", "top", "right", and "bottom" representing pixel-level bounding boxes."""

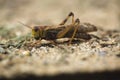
[{"left": 34, "top": 26, "right": 39, "bottom": 32}]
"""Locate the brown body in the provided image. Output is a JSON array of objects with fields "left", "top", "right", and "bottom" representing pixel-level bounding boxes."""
[
  {"left": 40, "top": 23, "right": 97, "bottom": 40},
  {"left": 20, "top": 12, "right": 97, "bottom": 44}
]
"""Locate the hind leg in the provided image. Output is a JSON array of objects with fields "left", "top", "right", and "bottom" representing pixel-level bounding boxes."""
[
  {"left": 57, "top": 18, "right": 80, "bottom": 45},
  {"left": 68, "top": 18, "right": 80, "bottom": 45},
  {"left": 59, "top": 12, "right": 75, "bottom": 25}
]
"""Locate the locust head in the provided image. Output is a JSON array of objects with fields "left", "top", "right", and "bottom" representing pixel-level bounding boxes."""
[
  {"left": 18, "top": 21, "right": 43, "bottom": 40},
  {"left": 32, "top": 26, "right": 44, "bottom": 40}
]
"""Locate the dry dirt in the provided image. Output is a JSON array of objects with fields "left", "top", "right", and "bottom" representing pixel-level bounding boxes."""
[{"left": 0, "top": 0, "right": 120, "bottom": 80}]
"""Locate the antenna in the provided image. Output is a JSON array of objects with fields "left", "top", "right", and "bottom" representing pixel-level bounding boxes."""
[{"left": 17, "top": 21, "right": 32, "bottom": 29}]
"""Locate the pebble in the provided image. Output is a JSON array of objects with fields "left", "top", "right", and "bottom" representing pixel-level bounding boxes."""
[
  {"left": 22, "top": 50, "right": 31, "bottom": 56},
  {"left": 0, "top": 46, "right": 6, "bottom": 54},
  {"left": 98, "top": 50, "right": 107, "bottom": 56}
]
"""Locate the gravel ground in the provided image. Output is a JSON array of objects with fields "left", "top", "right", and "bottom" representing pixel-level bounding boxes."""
[
  {"left": 0, "top": 0, "right": 120, "bottom": 80},
  {"left": 0, "top": 27, "right": 120, "bottom": 79}
]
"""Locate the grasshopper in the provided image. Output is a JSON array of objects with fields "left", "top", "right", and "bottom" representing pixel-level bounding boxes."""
[{"left": 19, "top": 12, "right": 97, "bottom": 45}]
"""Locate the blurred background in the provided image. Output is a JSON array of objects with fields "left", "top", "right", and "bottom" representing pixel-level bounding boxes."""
[{"left": 0, "top": 0, "right": 120, "bottom": 35}]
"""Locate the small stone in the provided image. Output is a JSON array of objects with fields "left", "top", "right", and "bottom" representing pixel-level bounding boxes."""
[
  {"left": 116, "top": 52, "right": 120, "bottom": 57},
  {"left": 0, "top": 46, "right": 6, "bottom": 54},
  {"left": 22, "top": 51, "right": 31, "bottom": 56},
  {"left": 98, "top": 50, "right": 107, "bottom": 56},
  {"left": 101, "top": 37, "right": 109, "bottom": 41}
]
